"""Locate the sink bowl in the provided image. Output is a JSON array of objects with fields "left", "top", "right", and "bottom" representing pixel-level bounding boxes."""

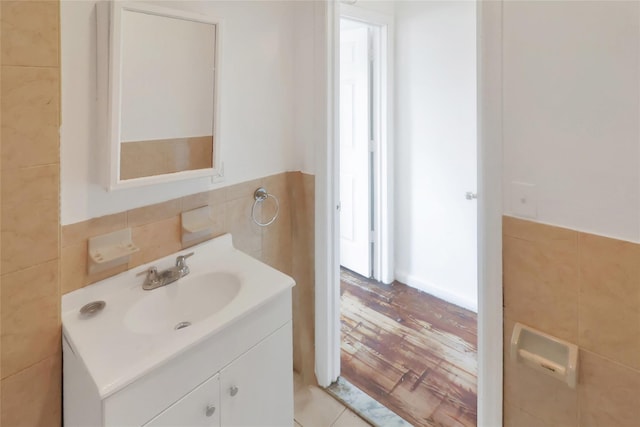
[{"left": 124, "top": 272, "right": 241, "bottom": 334}]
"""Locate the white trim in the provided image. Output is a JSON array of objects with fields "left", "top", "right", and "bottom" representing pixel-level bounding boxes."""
[
  {"left": 314, "top": 0, "right": 341, "bottom": 388},
  {"left": 98, "top": 1, "right": 224, "bottom": 191},
  {"left": 339, "top": 4, "right": 389, "bottom": 27},
  {"left": 477, "top": 1, "right": 503, "bottom": 426},
  {"left": 395, "top": 270, "right": 478, "bottom": 313},
  {"left": 377, "top": 16, "right": 394, "bottom": 285},
  {"left": 316, "top": 0, "right": 505, "bottom": 425}
]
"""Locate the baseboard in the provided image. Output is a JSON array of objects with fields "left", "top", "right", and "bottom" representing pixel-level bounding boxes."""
[{"left": 394, "top": 270, "right": 478, "bottom": 313}]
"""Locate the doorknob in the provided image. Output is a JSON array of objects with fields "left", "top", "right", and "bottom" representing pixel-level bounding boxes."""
[
  {"left": 465, "top": 192, "right": 477, "bottom": 200},
  {"left": 205, "top": 404, "right": 216, "bottom": 417},
  {"left": 229, "top": 385, "right": 239, "bottom": 396}
]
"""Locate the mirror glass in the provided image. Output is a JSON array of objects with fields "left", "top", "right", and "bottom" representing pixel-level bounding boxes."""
[{"left": 118, "top": 9, "right": 217, "bottom": 181}]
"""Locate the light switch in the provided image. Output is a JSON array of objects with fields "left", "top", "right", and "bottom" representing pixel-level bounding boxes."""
[{"left": 511, "top": 182, "right": 537, "bottom": 218}]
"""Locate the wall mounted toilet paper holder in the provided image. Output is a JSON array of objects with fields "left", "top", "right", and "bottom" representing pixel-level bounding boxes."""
[{"left": 510, "top": 322, "right": 579, "bottom": 389}]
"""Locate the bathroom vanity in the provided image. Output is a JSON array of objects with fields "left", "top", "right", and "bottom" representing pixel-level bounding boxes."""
[{"left": 62, "top": 234, "right": 295, "bottom": 426}]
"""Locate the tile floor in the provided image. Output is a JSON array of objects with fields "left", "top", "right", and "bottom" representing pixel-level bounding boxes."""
[{"left": 294, "top": 373, "right": 371, "bottom": 427}]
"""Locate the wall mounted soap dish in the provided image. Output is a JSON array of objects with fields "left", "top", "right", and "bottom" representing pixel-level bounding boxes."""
[
  {"left": 181, "top": 206, "right": 216, "bottom": 245},
  {"left": 182, "top": 206, "right": 215, "bottom": 234},
  {"left": 88, "top": 228, "right": 139, "bottom": 274}
]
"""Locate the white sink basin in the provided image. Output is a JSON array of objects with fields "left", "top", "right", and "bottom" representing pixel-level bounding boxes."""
[
  {"left": 61, "top": 234, "right": 294, "bottom": 398},
  {"left": 123, "top": 272, "right": 242, "bottom": 335}
]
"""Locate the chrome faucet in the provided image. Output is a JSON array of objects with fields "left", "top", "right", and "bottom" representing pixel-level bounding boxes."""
[{"left": 139, "top": 252, "right": 194, "bottom": 290}]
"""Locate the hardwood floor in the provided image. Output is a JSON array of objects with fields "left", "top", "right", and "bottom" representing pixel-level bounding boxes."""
[{"left": 340, "top": 268, "right": 477, "bottom": 427}]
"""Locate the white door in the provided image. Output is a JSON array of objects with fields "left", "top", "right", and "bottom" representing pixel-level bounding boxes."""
[{"left": 339, "top": 22, "right": 371, "bottom": 278}]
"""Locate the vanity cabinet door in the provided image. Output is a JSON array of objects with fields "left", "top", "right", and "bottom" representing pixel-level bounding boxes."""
[
  {"left": 144, "top": 373, "right": 220, "bottom": 427},
  {"left": 220, "top": 322, "right": 293, "bottom": 427}
]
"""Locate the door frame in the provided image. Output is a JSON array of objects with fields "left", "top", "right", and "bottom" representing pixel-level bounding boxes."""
[
  {"left": 313, "top": 2, "right": 395, "bottom": 389},
  {"left": 314, "top": 1, "right": 504, "bottom": 425},
  {"left": 339, "top": 5, "right": 395, "bottom": 284}
]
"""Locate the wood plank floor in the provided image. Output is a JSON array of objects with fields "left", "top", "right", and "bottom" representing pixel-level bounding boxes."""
[{"left": 340, "top": 268, "right": 477, "bottom": 427}]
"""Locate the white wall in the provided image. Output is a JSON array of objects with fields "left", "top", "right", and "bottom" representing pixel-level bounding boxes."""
[
  {"left": 503, "top": 1, "right": 640, "bottom": 243},
  {"left": 394, "top": 1, "right": 478, "bottom": 311},
  {"left": 346, "top": 0, "right": 395, "bottom": 17},
  {"left": 61, "top": 1, "right": 299, "bottom": 225},
  {"left": 292, "top": 0, "right": 316, "bottom": 175}
]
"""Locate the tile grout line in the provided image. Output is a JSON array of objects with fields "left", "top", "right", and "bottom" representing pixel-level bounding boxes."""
[
  {"left": 329, "top": 406, "right": 348, "bottom": 427},
  {"left": 0, "top": 353, "right": 57, "bottom": 383}
]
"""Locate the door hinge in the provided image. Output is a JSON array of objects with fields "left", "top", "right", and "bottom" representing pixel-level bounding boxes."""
[
  {"left": 369, "top": 229, "right": 376, "bottom": 242},
  {"left": 369, "top": 140, "right": 375, "bottom": 152}
]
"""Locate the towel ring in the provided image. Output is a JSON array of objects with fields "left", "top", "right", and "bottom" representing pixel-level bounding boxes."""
[{"left": 252, "top": 187, "right": 280, "bottom": 227}]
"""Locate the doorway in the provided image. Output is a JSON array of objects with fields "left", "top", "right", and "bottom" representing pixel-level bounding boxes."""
[
  {"left": 314, "top": 1, "right": 504, "bottom": 426},
  {"left": 338, "top": 13, "right": 393, "bottom": 285},
  {"left": 330, "top": 2, "right": 484, "bottom": 426},
  {"left": 339, "top": 17, "right": 374, "bottom": 278}
]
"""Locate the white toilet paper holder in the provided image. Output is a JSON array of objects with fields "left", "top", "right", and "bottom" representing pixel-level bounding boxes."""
[{"left": 510, "top": 323, "right": 579, "bottom": 389}]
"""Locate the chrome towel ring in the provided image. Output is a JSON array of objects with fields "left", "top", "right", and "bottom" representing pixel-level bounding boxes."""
[{"left": 252, "top": 187, "right": 280, "bottom": 227}]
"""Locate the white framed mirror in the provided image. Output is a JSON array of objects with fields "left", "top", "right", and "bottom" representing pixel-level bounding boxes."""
[{"left": 98, "top": 1, "right": 222, "bottom": 190}]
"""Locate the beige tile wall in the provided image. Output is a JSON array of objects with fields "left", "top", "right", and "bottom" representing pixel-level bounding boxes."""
[
  {"left": 1, "top": 0, "right": 3, "bottom": 418},
  {"left": 61, "top": 171, "right": 317, "bottom": 381},
  {"left": 62, "top": 173, "right": 282, "bottom": 291},
  {"left": 1, "top": 0, "right": 3, "bottom": 417},
  {"left": 290, "top": 173, "right": 315, "bottom": 385},
  {"left": 1, "top": 1, "right": 62, "bottom": 425},
  {"left": 503, "top": 216, "right": 640, "bottom": 426}
]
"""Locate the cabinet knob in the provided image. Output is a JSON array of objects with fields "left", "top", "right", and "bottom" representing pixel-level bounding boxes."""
[
  {"left": 205, "top": 404, "right": 216, "bottom": 417},
  {"left": 229, "top": 386, "right": 239, "bottom": 397}
]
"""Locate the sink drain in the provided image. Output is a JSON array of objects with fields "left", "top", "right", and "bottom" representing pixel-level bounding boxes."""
[
  {"left": 174, "top": 321, "right": 192, "bottom": 330},
  {"left": 79, "top": 301, "right": 105, "bottom": 317}
]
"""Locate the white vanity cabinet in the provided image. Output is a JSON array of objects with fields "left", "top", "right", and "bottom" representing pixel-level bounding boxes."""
[
  {"left": 63, "top": 289, "right": 294, "bottom": 427},
  {"left": 144, "top": 374, "right": 221, "bottom": 427},
  {"left": 143, "top": 324, "right": 293, "bottom": 427},
  {"left": 62, "top": 234, "right": 295, "bottom": 427}
]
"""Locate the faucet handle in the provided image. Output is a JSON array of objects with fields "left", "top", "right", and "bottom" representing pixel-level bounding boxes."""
[
  {"left": 136, "top": 266, "right": 158, "bottom": 278},
  {"left": 176, "top": 252, "right": 194, "bottom": 266},
  {"left": 176, "top": 252, "right": 194, "bottom": 276}
]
